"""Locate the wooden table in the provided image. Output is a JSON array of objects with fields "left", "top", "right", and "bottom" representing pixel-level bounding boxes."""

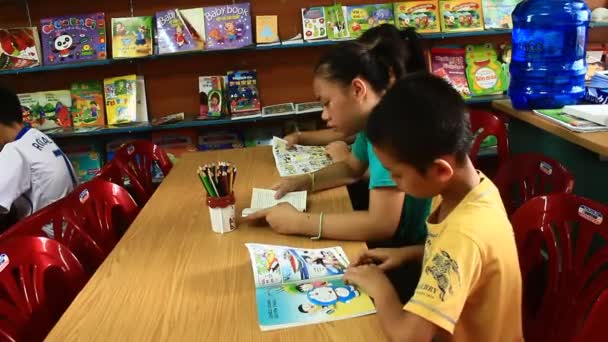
[
  {"left": 493, "top": 100, "right": 608, "bottom": 156},
  {"left": 46, "top": 147, "right": 385, "bottom": 342}
]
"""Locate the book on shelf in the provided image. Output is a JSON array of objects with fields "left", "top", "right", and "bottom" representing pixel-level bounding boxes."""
[
  {"left": 430, "top": 47, "right": 472, "bottom": 98},
  {"left": 198, "top": 75, "right": 227, "bottom": 119},
  {"left": 256, "top": 15, "right": 279, "bottom": 44},
  {"left": 481, "top": 0, "right": 520, "bottom": 30},
  {"left": 204, "top": 3, "right": 253, "bottom": 51},
  {"left": 295, "top": 102, "right": 323, "bottom": 114},
  {"left": 151, "top": 112, "right": 185, "bottom": 126},
  {"left": 103, "top": 74, "right": 138, "bottom": 125},
  {"left": 0, "top": 27, "right": 42, "bottom": 70},
  {"left": 262, "top": 103, "right": 295, "bottom": 117},
  {"left": 227, "top": 69, "right": 261, "bottom": 118},
  {"left": 245, "top": 243, "right": 376, "bottom": 331},
  {"left": 344, "top": 4, "right": 395, "bottom": 38},
  {"left": 156, "top": 8, "right": 205, "bottom": 54},
  {"left": 325, "top": 4, "right": 350, "bottom": 40},
  {"left": 111, "top": 16, "right": 154, "bottom": 58},
  {"left": 394, "top": 1, "right": 441, "bottom": 33},
  {"left": 70, "top": 80, "right": 105, "bottom": 127},
  {"left": 301, "top": 7, "right": 328, "bottom": 41},
  {"left": 281, "top": 33, "right": 304, "bottom": 45},
  {"left": 19, "top": 90, "right": 73, "bottom": 131},
  {"left": 439, "top": 0, "right": 484, "bottom": 32},
  {"left": 39, "top": 12, "right": 107, "bottom": 65}
]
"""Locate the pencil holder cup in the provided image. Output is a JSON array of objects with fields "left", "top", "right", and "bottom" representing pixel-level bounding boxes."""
[{"left": 207, "top": 193, "right": 236, "bottom": 234}]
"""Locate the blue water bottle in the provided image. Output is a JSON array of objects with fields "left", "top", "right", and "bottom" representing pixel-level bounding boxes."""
[{"left": 509, "top": 0, "right": 591, "bottom": 110}]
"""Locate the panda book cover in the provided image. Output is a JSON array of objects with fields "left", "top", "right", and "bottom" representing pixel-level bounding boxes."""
[
  {"left": 246, "top": 243, "right": 376, "bottom": 331},
  {"left": 39, "top": 12, "right": 107, "bottom": 66}
]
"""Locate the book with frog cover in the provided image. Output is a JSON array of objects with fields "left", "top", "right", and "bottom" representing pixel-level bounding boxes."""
[{"left": 246, "top": 243, "right": 376, "bottom": 331}]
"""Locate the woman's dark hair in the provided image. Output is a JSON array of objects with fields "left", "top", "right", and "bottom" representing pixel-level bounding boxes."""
[{"left": 314, "top": 24, "right": 426, "bottom": 93}]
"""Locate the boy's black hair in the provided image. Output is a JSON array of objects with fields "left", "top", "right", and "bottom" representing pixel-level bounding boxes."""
[
  {"left": 0, "top": 86, "right": 23, "bottom": 126},
  {"left": 366, "top": 73, "right": 472, "bottom": 173},
  {"left": 314, "top": 24, "right": 426, "bottom": 94}
]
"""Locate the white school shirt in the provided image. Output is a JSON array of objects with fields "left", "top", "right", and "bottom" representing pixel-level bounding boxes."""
[{"left": 0, "top": 127, "right": 77, "bottom": 219}]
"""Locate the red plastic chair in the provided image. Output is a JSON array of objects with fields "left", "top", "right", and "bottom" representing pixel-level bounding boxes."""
[
  {"left": 494, "top": 153, "right": 575, "bottom": 216},
  {"left": 61, "top": 179, "right": 139, "bottom": 254},
  {"left": 1, "top": 200, "right": 104, "bottom": 276},
  {"left": 0, "top": 236, "right": 86, "bottom": 341},
  {"left": 469, "top": 109, "right": 509, "bottom": 169},
  {"left": 98, "top": 140, "right": 172, "bottom": 206},
  {"left": 511, "top": 194, "right": 608, "bottom": 342}
]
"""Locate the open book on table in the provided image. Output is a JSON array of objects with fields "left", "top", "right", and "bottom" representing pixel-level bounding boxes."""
[
  {"left": 241, "top": 188, "right": 307, "bottom": 217},
  {"left": 245, "top": 243, "right": 376, "bottom": 331}
]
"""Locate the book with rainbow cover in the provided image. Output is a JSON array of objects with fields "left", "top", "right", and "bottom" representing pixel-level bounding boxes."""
[{"left": 246, "top": 243, "right": 376, "bottom": 331}]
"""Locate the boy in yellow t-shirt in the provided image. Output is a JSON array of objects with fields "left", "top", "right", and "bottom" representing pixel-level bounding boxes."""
[{"left": 344, "top": 73, "right": 523, "bottom": 342}]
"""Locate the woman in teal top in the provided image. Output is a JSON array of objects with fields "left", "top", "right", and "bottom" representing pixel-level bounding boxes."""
[{"left": 247, "top": 25, "right": 431, "bottom": 247}]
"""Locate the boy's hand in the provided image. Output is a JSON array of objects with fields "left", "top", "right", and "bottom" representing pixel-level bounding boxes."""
[
  {"left": 244, "top": 203, "right": 303, "bottom": 235},
  {"left": 271, "top": 174, "right": 311, "bottom": 199},
  {"left": 344, "top": 264, "right": 393, "bottom": 299},
  {"left": 283, "top": 133, "right": 300, "bottom": 149},
  {"left": 325, "top": 141, "right": 351, "bottom": 162},
  {"left": 353, "top": 247, "right": 415, "bottom": 271}
]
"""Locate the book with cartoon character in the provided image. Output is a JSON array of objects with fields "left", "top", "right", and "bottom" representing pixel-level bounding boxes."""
[
  {"left": 272, "top": 136, "right": 332, "bottom": 176},
  {"left": 156, "top": 8, "right": 205, "bottom": 54},
  {"left": 71, "top": 80, "right": 105, "bottom": 127},
  {"left": 344, "top": 4, "right": 395, "bottom": 38},
  {"left": 111, "top": 16, "right": 154, "bottom": 58},
  {"left": 0, "top": 27, "right": 42, "bottom": 70},
  {"left": 204, "top": 3, "right": 253, "bottom": 51},
  {"left": 103, "top": 74, "right": 138, "bottom": 125},
  {"left": 39, "top": 12, "right": 107, "bottom": 66},
  {"left": 246, "top": 243, "right": 376, "bottom": 331}
]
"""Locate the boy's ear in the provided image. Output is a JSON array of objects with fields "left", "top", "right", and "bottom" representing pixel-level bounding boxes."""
[
  {"left": 351, "top": 77, "right": 367, "bottom": 100},
  {"left": 430, "top": 158, "right": 454, "bottom": 183}
]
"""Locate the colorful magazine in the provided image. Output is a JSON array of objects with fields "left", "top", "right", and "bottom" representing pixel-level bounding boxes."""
[
  {"left": 71, "top": 80, "right": 105, "bottom": 127},
  {"left": 103, "top": 74, "right": 137, "bottom": 125},
  {"left": 325, "top": 4, "right": 350, "bottom": 40},
  {"left": 431, "top": 47, "right": 471, "bottom": 98},
  {"left": 272, "top": 136, "right": 333, "bottom": 176},
  {"left": 39, "top": 12, "right": 107, "bottom": 65},
  {"left": 246, "top": 243, "right": 376, "bottom": 331},
  {"left": 204, "top": 3, "right": 252, "bottom": 51},
  {"left": 394, "top": 1, "right": 440, "bottom": 33},
  {"left": 226, "top": 69, "right": 261, "bottom": 117}
]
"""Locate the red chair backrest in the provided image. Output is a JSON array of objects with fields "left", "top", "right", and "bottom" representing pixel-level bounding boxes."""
[
  {"left": 0, "top": 236, "right": 86, "bottom": 342},
  {"left": 61, "top": 179, "right": 139, "bottom": 253},
  {"left": 99, "top": 140, "right": 172, "bottom": 206},
  {"left": 494, "top": 153, "right": 575, "bottom": 216},
  {"left": 469, "top": 109, "right": 509, "bottom": 168},
  {"left": 511, "top": 194, "right": 608, "bottom": 342},
  {"left": 1, "top": 201, "right": 104, "bottom": 275}
]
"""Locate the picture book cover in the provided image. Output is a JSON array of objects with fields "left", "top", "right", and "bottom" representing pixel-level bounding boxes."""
[
  {"left": 394, "top": 1, "right": 440, "bottom": 33},
  {"left": 156, "top": 8, "right": 205, "bottom": 54},
  {"left": 39, "top": 12, "right": 107, "bottom": 65},
  {"left": 204, "top": 3, "right": 253, "bottom": 51},
  {"left": 103, "top": 74, "right": 137, "bottom": 125},
  {"left": 345, "top": 4, "right": 395, "bottom": 38},
  {"left": 482, "top": 0, "right": 521, "bottom": 29},
  {"left": 70, "top": 81, "right": 105, "bottom": 127},
  {"left": 439, "top": 0, "right": 484, "bottom": 32},
  {"left": 465, "top": 43, "right": 507, "bottom": 96},
  {"left": 295, "top": 102, "right": 322, "bottom": 114},
  {"left": 18, "top": 92, "right": 41, "bottom": 127},
  {"left": 256, "top": 15, "right": 279, "bottom": 44},
  {"left": 325, "top": 5, "right": 350, "bottom": 40},
  {"left": 301, "top": 7, "right": 327, "bottom": 41},
  {"left": 262, "top": 103, "right": 295, "bottom": 117},
  {"left": 64, "top": 144, "right": 103, "bottom": 182},
  {"left": 198, "top": 75, "right": 226, "bottom": 119},
  {"left": 431, "top": 47, "right": 471, "bottom": 98},
  {"left": 226, "top": 70, "right": 261, "bottom": 115},
  {"left": 0, "top": 27, "right": 42, "bottom": 70},
  {"left": 37, "top": 90, "right": 73, "bottom": 131},
  {"left": 111, "top": 16, "right": 153, "bottom": 58},
  {"left": 272, "top": 137, "right": 332, "bottom": 176},
  {"left": 246, "top": 243, "right": 375, "bottom": 331}
]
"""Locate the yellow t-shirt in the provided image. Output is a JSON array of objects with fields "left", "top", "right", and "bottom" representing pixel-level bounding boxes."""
[{"left": 403, "top": 174, "right": 523, "bottom": 342}]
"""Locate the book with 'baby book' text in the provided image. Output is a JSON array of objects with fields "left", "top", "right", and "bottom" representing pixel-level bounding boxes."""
[{"left": 245, "top": 243, "right": 376, "bottom": 331}]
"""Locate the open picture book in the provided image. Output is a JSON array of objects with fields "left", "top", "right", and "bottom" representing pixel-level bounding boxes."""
[
  {"left": 242, "top": 188, "right": 307, "bottom": 217},
  {"left": 271, "top": 136, "right": 333, "bottom": 176},
  {"left": 245, "top": 243, "right": 376, "bottom": 331}
]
